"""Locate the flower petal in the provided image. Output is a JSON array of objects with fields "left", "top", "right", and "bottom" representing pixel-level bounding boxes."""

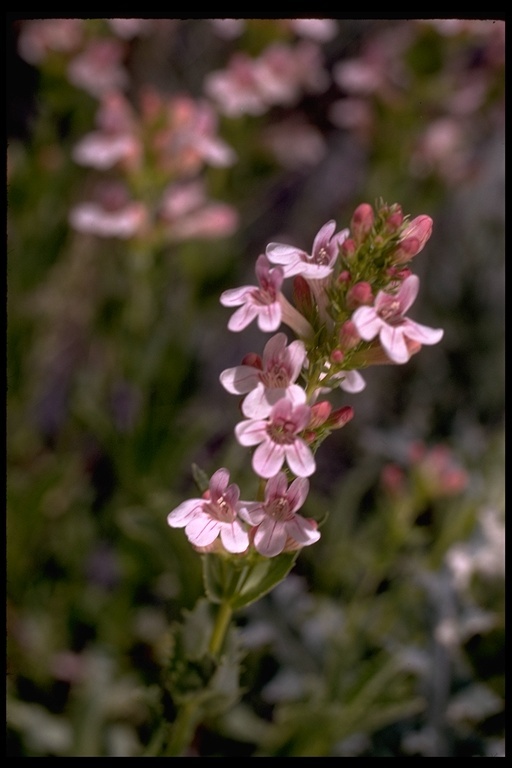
[
  {"left": 285, "top": 515, "right": 320, "bottom": 546},
  {"left": 167, "top": 498, "right": 203, "bottom": 527},
  {"left": 219, "top": 521, "right": 249, "bottom": 553},
  {"left": 285, "top": 439, "right": 316, "bottom": 477},
  {"left": 397, "top": 274, "right": 419, "bottom": 314},
  {"left": 220, "top": 285, "right": 253, "bottom": 306},
  {"left": 235, "top": 418, "right": 268, "bottom": 446},
  {"left": 285, "top": 477, "right": 310, "bottom": 512},
  {"left": 338, "top": 369, "right": 366, "bottom": 393},
  {"left": 228, "top": 302, "right": 259, "bottom": 331},
  {"left": 220, "top": 365, "right": 260, "bottom": 394},
  {"left": 402, "top": 318, "right": 444, "bottom": 346},
  {"left": 257, "top": 302, "right": 282, "bottom": 332},
  {"left": 379, "top": 324, "right": 410, "bottom": 363},
  {"left": 185, "top": 516, "right": 221, "bottom": 547},
  {"left": 252, "top": 439, "right": 285, "bottom": 478},
  {"left": 254, "top": 519, "right": 287, "bottom": 557},
  {"left": 351, "top": 305, "right": 382, "bottom": 340}
]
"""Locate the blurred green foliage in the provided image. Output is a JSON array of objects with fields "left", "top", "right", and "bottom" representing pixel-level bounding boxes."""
[{"left": 7, "top": 17, "right": 504, "bottom": 756}]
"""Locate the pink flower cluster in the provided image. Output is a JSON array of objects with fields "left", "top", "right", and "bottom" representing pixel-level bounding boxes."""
[{"left": 168, "top": 200, "right": 444, "bottom": 558}]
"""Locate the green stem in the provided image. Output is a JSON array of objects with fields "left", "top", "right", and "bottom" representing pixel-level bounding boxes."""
[
  {"left": 164, "top": 700, "right": 200, "bottom": 757},
  {"left": 208, "top": 600, "right": 233, "bottom": 657}
]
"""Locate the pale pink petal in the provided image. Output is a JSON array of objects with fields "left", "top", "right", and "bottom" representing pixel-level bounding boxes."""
[
  {"left": 397, "top": 274, "right": 420, "bottom": 314},
  {"left": 220, "top": 286, "right": 254, "bottom": 306},
  {"left": 253, "top": 440, "right": 286, "bottom": 478},
  {"left": 262, "top": 332, "right": 287, "bottom": 360},
  {"left": 242, "top": 385, "right": 274, "bottom": 418},
  {"left": 209, "top": 467, "right": 230, "bottom": 498},
  {"left": 285, "top": 384, "right": 308, "bottom": 407},
  {"left": 167, "top": 499, "right": 204, "bottom": 527},
  {"left": 285, "top": 440, "right": 316, "bottom": 477},
  {"left": 312, "top": 219, "right": 336, "bottom": 253},
  {"left": 402, "top": 318, "right": 444, "bottom": 346},
  {"left": 265, "top": 471, "right": 289, "bottom": 500},
  {"left": 338, "top": 369, "right": 366, "bottom": 393},
  {"left": 219, "top": 522, "right": 250, "bottom": 553},
  {"left": 379, "top": 325, "right": 410, "bottom": 363},
  {"left": 286, "top": 340, "right": 307, "bottom": 379},
  {"left": 219, "top": 365, "right": 260, "bottom": 394},
  {"left": 351, "top": 305, "right": 383, "bottom": 340},
  {"left": 254, "top": 519, "right": 288, "bottom": 557},
  {"left": 257, "top": 302, "right": 282, "bottom": 332},
  {"left": 238, "top": 501, "right": 266, "bottom": 526},
  {"left": 285, "top": 515, "right": 320, "bottom": 546},
  {"left": 285, "top": 477, "right": 310, "bottom": 512},
  {"left": 185, "top": 517, "right": 222, "bottom": 547},
  {"left": 235, "top": 419, "right": 268, "bottom": 446},
  {"left": 228, "top": 303, "right": 260, "bottom": 331},
  {"left": 265, "top": 242, "right": 304, "bottom": 265}
]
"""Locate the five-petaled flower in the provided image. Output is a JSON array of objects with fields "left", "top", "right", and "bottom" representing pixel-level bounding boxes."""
[
  {"left": 220, "top": 332, "right": 307, "bottom": 418},
  {"left": 220, "top": 253, "right": 313, "bottom": 338},
  {"left": 167, "top": 468, "right": 249, "bottom": 553},
  {"left": 351, "top": 274, "right": 444, "bottom": 364},
  {"left": 239, "top": 472, "right": 320, "bottom": 556},
  {"left": 235, "top": 398, "right": 315, "bottom": 478},
  {"left": 265, "top": 219, "right": 349, "bottom": 280}
]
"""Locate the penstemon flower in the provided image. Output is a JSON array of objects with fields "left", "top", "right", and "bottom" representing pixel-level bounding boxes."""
[
  {"left": 220, "top": 254, "right": 314, "bottom": 338},
  {"left": 239, "top": 472, "right": 320, "bottom": 556},
  {"left": 235, "top": 397, "right": 315, "bottom": 479},
  {"left": 266, "top": 219, "right": 349, "bottom": 279},
  {"left": 351, "top": 274, "right": 444, "bottom": 364},
  {"left": 219, "top": 332, "right": 307, "bottom": 418},
  {"left": 167, "top": 467, "right": 249, "bottom": 554}
]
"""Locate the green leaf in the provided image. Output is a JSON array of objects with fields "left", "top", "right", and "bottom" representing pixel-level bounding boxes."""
[
  {"left": 202, "top": 552, "right": 300, "bottom": 611},
  {"left": 230, "top": 552, "right": 299, "bottom": 611}
]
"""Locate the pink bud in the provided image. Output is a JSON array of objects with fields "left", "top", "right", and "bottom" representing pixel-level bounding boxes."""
[
  {"left": 346, "top": 281, "right": 373, "bottom": 309},
  {"left": 400, "top": 215, "right": 433, "bottom": 255},
  {"left": 330, "top": 349, "right": 345, "bottom": 364},
  {"left": 308, "top": 400, "right": 332, "bottom": 429},
  {"left": 341, "top": 238, "right": 356, "bottom": 258},
  {"left": 350, "top": 203, "right": 374, "bottom": 243},
  {"left": 338, "top": 269, "right": 351, "bottom": 284},
  {"left": 292, "top": 275, "right": 314, "bottom": 315},
  {"left": 339, "top": 320, "right": 361, "bottom": 351},
  {"left": 380, "top": 463, "right": 406, "bottom": 496},
  {"left": 241, "top": 352, "right": 262, "bottom": 369},
  {"left": 326, "top": 405, "right": 354, "bottom": 429},
  {"left": 393, "top": 236, "right": 421, "bottom": 264},
  {"left": 385, "top": 210, "right": 404, "bottom": 233}
]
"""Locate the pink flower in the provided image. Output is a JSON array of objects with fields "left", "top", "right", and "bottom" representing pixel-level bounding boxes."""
[
  {"left": 204, "top": 52, "right": 268, "bottom": 117},
  {"left": 351, "top": 274, "right": 444, "bottom": 364},
  {"left": 220, "top": 255, "right": 313, "bottom": 338},
  {"left": 220, "top": 332, "right": 307, "bottom": 418},
  {"left": 67, "top": 39, "right": 129, "bottom": 97},
  {"left": 167, "top": 468, "right": 249, "bottom": 554},
  {"left": 159, "top": 180, "right": 238, "bottom": 240},
  {"left": 266, "top": 220, "right": 349, "bottom": 280},
  {"left": 239, "top": 472, "right": 320, "bottom": 557},
  {"left": 235, "top": 398, "right": 315, "bottom": 479},
  {"left": 69, "top": 181, "right": 147, "bottom": 239}
]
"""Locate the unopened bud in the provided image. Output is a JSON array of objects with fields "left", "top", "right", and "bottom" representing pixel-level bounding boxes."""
[
  {"left": 341, "top": 238, "right": 356, "bottom": 258},
  {"left": 241, "top": 352, "right": 262, "bottom": 369},
  {"left": 385, "top": 210, "right": 404, "bottom": 233},
  {"left": 293, "top": 275, "right": 314, "bottom": 316},
  {"left": 330, "top": 349, "right": 345, "bottom": 364},
  {"left": 339, "top": 320, "right": 361, "bottom": 351},
  {"left": 400, "top": 215, "right": 433, "bottom": 255},
  {"left": 350, "top": 203, "right": 374, "bottom": 243},
  {"left": 393, "top": 236, "right": 420, "bottom": 264},
  {"left": 308, "top": 400, "right": 332, "bottom": 429},
  {"left": 326, "top": 405, "right": 354, "bottom": 430},
  {"left": 347, "top": 281, "right": 373, "bottom": 309},
  {"left": 338, "top": 269, "right": 351, "bottom": 284}
]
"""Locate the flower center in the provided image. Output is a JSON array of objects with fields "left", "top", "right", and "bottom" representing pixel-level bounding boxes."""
[
  {"left": 267, "top": 418, "right": 297, "bottom": 445},
  {"left": 261, "top": 363, "right": 289, "bottom": 389},
  {"left": 267, "top": 496, "right": 292, "bottom": 521},
  {"left": 207, "top": 495, "right": 235, "bottom": 522},
  {"left": 378, "top": 299, "right": 403, "bottom": 325},
  {"left": 251, "top": 278, "right": 276, "bottom": 306},
  {"left": 311, "top": 245, "right": 330, "bottom": 266}
]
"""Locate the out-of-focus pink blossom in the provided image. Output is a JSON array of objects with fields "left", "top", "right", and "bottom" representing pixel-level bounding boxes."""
[
  {"left": 67, "top": 38, "right": 129, "bottom": 97},
  {"left": 209, "top": 18, "right": 246, "bottom": 39},
  {"left": 262, "top": 117, "right": 326, "bottom": 169},
  {"left": 17, "top": 18, "right": 84, "bottom": 65},
  {"left": 69, "top": 182, "right": 147, "bottom": 239},
  {"left": 287, "top": 18, "right": 338, "bottom": 42},
  {"left": 108, "top": 18, "right": 155, "bottom": 39},
  {"left": 204, "top": 52, "right": 269, "bottom": 117},
  {"left": 158, "top": 180, "right": 239, "bottom": 239}
]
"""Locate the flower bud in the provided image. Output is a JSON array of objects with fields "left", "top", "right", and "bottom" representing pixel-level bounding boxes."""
[
  {"left": 326, "top": 405, "right": 354, "bottom": 429},
  {"left": 330, "top": 348, "right": 345, "bottom": 364},
  {"left": 393, "top": 236, "right": 420, "bottom": 264},
  {"left": 338, "top": 269, "right": 351, "bottom": 284},
  {"left": 338, "top": 320, "right": 361, "bottom": 351},
  {"left": 341, "top": 238, "right": 356, "bottom": 259},
  {"left": 346, "top": 280, "right": 373, "bottom": 309},
  {"left": 351, "top": 202, "right": 374, "bottom": 243},
  {"left": 400, "top": 215, "right": 433, "bottom": 254},
  {"left": 385, "top": 209, "right": 404, "bottom": 233},
  {"left": 308, "top": 400, "right": 332, "bottom": 429},
  {"left": 241, "top": 352, "right": 262, "bottom": 369},
  {"left": 292, "top": 275, "right": 314, "bottom": 316}
]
